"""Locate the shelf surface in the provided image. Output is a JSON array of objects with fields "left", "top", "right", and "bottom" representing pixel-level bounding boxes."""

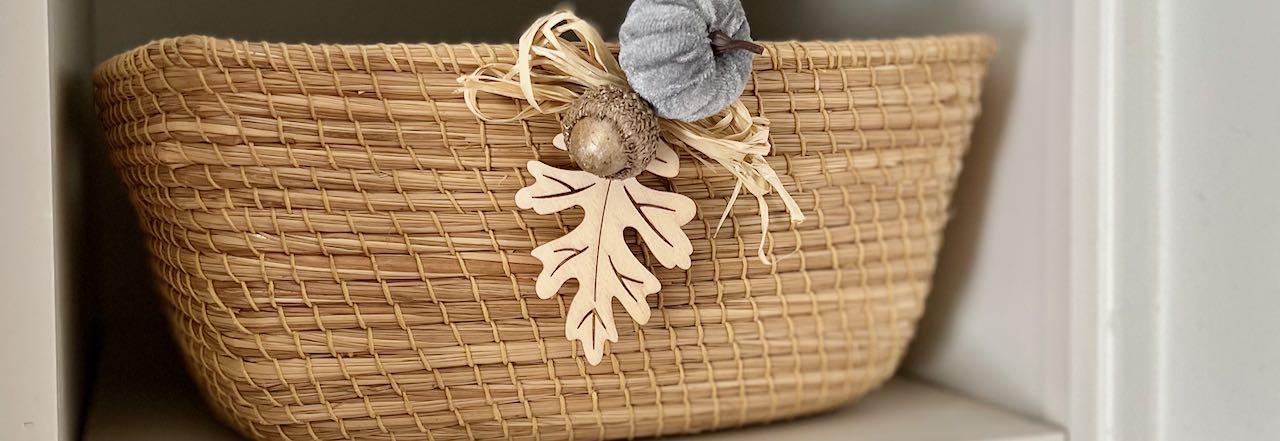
[
  {"left": 671, "top": 378, "right": 1063, "bottom": 441},
  {"left": 85, "top": 371, "right": 1062, "bottom": 441}
]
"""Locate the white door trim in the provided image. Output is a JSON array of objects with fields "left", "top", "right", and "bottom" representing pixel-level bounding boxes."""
[
  {"left": 1068, "top": 0, "right": 1166, "bottom": 439},
  {"left": 0, "top": 0, "right": 60, "bottom": 440}
]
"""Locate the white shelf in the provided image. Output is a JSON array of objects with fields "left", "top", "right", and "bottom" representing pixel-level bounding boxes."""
[
  {"left": 84, "top": 368, "right": 1061, "bottom": 441},
  {"left": 677, "top": 378, "right": 1062, "bottom": 441}
]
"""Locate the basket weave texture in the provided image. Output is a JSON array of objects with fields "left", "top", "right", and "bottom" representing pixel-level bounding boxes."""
[{"left": 94, "top": 34, "right": 994, "bottom": 441}]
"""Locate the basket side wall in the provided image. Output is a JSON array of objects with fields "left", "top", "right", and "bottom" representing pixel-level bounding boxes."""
[{"left": 93, "top": 35, "right": 992, "bottom": 441}]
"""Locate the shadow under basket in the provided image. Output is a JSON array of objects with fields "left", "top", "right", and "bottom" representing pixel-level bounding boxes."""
[{"left": 93, "top": 34, "right": 994, "bottom": 441}]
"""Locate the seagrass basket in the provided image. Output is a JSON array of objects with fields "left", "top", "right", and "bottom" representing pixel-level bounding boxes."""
[{"left": 94, "top": 33, "right": 994, "bottom": 440}]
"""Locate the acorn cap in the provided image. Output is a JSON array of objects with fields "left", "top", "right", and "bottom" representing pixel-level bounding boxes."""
[{"left": 562, "top": 85, "right": 660, "bottom": 179}]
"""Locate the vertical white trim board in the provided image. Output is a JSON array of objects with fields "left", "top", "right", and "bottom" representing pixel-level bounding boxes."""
[
  {"left": 1068, "top": 0, "right": 1166, "bottom": 440},
  {"left": 0, "top": 0, "right": 60, "bottom": 440}
]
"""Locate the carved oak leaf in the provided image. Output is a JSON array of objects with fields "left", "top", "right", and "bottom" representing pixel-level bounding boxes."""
[{"left": 515, "top": 155, "right": 695, "bottom": 365}]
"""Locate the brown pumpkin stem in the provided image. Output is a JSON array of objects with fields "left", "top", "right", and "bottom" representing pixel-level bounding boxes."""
[{"left": 709, "top": 30, "right": 764, "bottom": 55}]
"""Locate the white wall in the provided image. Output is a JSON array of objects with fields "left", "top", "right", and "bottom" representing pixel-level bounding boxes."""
[{"left": 1159, "top": 1, "right": 1280, "bottom": 439}]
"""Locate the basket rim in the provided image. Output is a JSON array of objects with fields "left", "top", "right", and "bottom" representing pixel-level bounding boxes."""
[{"left": 93, "top": 33, "right": 996, "bottom": 80}]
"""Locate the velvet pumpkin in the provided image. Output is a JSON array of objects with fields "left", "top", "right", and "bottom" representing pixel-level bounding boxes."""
[{"left": 619, "top": 0, "right": 757, "bottom": 122}]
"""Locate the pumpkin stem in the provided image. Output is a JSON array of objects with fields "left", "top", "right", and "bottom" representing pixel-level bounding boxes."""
[{"left": 709, "top": 30, "right": 764, "bottom": 55}]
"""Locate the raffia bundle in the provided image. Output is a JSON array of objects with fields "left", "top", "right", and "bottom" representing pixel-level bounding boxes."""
[{"left": 94, "top": 30, "right": 994, "bottom": 440}]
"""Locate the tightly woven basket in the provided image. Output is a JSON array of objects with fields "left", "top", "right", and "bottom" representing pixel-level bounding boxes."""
[{"left": 94, "top": 34, "right": 994, "bottom": 440}]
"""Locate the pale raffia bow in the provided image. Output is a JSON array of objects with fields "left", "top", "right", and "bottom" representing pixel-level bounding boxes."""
[{"left": 457, "top": 10, "right": 804, "bottom": 263}]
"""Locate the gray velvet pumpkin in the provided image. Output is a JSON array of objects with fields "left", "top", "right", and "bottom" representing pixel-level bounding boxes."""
[{"left": 619, "top": 0, "right": 757, "bottom": 122}]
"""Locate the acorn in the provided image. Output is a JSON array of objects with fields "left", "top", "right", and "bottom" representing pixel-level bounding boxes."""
[{"left": 562, "top": 85, "right": 660, "bottom": 179}]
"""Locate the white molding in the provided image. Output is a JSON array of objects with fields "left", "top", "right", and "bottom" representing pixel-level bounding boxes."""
[
  {"left": 1067, "top": 1, "right": 1114, "bottom": 438},
  {"left": 0, "top": 0, "right": 60, "bottom": 440},
  {"left": 1068, "top": 0, "right": 1166, "bottom": 440}
]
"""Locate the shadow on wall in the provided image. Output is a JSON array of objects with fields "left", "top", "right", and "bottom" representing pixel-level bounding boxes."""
[
  {"left": 739, "top": 0, "right": 1033, "bottom": 402},
  {"left": 91, "top": 0, "right": 1011, "bottom": 60},
  {"left": 864, "top": 4, "right": 1023, "bottom": 378},
  {"left": 800, "top": 2, "right": 1034, "bottom": 408},
  {"left": 81, "top": 0, "right": 1022, "bottom": 431}
]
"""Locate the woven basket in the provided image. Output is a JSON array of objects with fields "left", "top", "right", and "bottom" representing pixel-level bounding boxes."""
[{"left": 94, "top": 34, "right": 994, "bottom": 440}]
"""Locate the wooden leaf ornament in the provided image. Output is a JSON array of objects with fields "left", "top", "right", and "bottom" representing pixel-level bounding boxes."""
[{"left": 515, "top": 159, "right": 694, "bottom": 364}]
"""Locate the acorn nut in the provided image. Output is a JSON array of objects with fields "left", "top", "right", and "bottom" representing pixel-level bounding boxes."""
[{"left": 561, "top": 85, "right": 660, "bottom": 179}]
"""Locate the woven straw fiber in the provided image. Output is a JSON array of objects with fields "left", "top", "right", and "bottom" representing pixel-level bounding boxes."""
[{"left": 93, "top": 34, "right": 994, "bottom": 440}]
